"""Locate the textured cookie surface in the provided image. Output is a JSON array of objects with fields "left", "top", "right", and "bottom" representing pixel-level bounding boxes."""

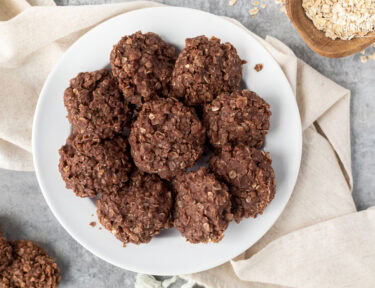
[
  {"left": 0, "top": 240, "right": 61, "bottom": 288},
  {"left": 64, "top": 69, "right": 130, "bottom": 140},
  {"left": 58, "top": 134, "right": 132, "bottom": 198},
  {"left": 110, "top": 31, "right": 178, "bottom": 107},
  {"left": 97, "top": 171, "right": 173, "bottom": 245},
  {"left": 0, "top": 226, "right": 12, "bottom": 273},
  {"left": 173, "top": 167, "right": 233, "bottom": 243},
  {"left": 171, "top": 35, "right": 243, "bottom": 106},
  {"left": 129, "top": 98, "right": 205, "bottom": 179},
  {"left": 210, "top": 144, "right": 276, "bottom": 222},
  {"left": 203, "top": 90, "right": 271, "bottom": 149}
]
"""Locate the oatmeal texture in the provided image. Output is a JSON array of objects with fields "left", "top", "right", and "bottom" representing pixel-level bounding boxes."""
[
  {"left": 203, "top": 90, "right": 271, "bottom": 149},
  {"left": 0, "top": 240, "right": 61, "bottom": 288},
  {"left": 97, "top": 170, "right": 173, "bottom": 245},
  {"left": 129, "top": 98, "right": 206, "bottom": 180},
  {"left": 210, "top": 144, "right": 276, "bottom": 222},
  {"left": 0, "top": 226, "right": 12, "bottom": 273},
  {"left": 173, "top": 167, "right": 233, "bottom": 243},
  {"left": 171, "top": 35, "right": 243, "bottom": 106},
  {"left": 110, "top": 31, "right": 178, "bottom": 107},
  {"left": 58, "top": 134, "right": 132, "bottom": 198},
  {"left": 64, "top": 69, "right": 131, "bottom": 140},
  {"left": 303, "top": 0, "right": 375, "bottom": 40}
]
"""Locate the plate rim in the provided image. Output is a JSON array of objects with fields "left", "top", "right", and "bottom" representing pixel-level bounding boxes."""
[{"left": 32, "top": 6, "right": 302, "bottom": 276}]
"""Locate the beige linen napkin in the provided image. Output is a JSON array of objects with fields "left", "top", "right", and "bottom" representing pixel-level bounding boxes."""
[{"left": 1, "top": 1, "right": 374, "bottom": 287}]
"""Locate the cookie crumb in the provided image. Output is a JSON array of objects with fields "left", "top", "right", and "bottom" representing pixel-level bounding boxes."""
[
  {"left": 253, "top": 1, "right": 260, "bottom": 5},
  {"left": 99, "top": 227, "right": 102, "bottom": 230},
  {"left": 90, "top": 221, "right": 96, "bottom": 227},
  {"left": 254, "top": 63, "right": 264, "bottom": 72},
  {"left": 91, "top": 214, "right": 94, "bottom": 217},
  {"left": 369, "top": 52, "right": 375, "bottom": 60},
  {"left": 228, "top": 0, "right": 237, "bottom": 6},
  {"left": 261, "top": 4, "right": 267, "bottom": 8},
  {"left": 280, "top": 5, "right": 287, "bottom": 14},
  {"left": 360, "top": 49, "right": 366, "bottom": 55}
]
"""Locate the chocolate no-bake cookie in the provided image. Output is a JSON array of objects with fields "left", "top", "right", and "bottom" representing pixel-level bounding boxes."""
[
  {"left": 203, "top": 90, "right": 271, "bottom": 149},
  {"left": 58, "top": 134, "right": 132, "bottom": 198},
  {"left": 0, "top": 240, "right": 61, "bottom": 288},
  {"left": 97, "top": 170, "right": 173, "bottom": 245},
  {"left": 64, "top": 69, "right": 131, "bottom": 140},
  {"left": 209, "top": 144, "right": 276, "bottom": 222},
  {"left": 171, "top": 35, "right": 243, "bottom": 106},
  {"left": 110, "top": 31, "right": 178, "bottom": 107},
  {"left": 129, "top": 98, "right": 205, "bottom": 180},
  {"left": 57, "top": 31, "right": 276, "bottom": 247},
  {"left": 173, "top": 167, "right": 233, "bottom": 243},
  {"left": 0, "top": 226, "right": 12, "bottom": 273}
]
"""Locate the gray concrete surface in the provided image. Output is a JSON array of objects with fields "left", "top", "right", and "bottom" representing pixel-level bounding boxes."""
[{"left": 0, "top": 0, "right": 374, "bottom": 287}]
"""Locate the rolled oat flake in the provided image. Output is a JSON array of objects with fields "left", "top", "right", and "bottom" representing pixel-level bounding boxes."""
[{"left": 302, "top": 0, "right": 375, "bottom": 40}]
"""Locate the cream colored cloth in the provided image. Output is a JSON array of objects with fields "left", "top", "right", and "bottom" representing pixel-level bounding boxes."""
[{"left": 1, "top": 1, "right": 374, "bottom": 287}]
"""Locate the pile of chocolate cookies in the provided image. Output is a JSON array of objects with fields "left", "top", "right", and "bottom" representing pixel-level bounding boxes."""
[
  {"left": 0, "top": 226, "right": 61, "bottom": 287},
  {"left": 59, "top": 31, "right": 276, "bottom": 245}
]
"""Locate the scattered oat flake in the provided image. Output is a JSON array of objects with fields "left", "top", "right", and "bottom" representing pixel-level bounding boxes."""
[
  {"left": 361, "top": 49, "right": 366, "bottom": 55},
  {"left": 90, "top": 221, "right": 96, "bottom": 227},
  {"left": 262, "top": 4, "right": 267, "bottom": 8},
  {"left": 229, "top": 0, "right": 237, "bottom": 6},
  {"left": 249, "top": 7, "right": 259, "bottom": 16},
  {"left": 253, "top": 1, "right": 260, "bottom": 5},
  {"left": 90, "top": 214, "right": 94, "bottom": 217},
  {"left": 360, "top": 56, "right": 368, "bottom": 63},
  {"left": 254, "top": 63, "right": 264, "bottom": 72},
  {"left": 369, "top": 53, "right": 375, "bottom": 60}
]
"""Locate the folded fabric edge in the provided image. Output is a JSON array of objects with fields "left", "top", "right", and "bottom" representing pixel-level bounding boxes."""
[
  {"left": 0, "top": 138, "right": 33, "bottom": 171},
  {"left": 315, "top": 93, "right": 352, "bottom": 190},
  {"left": 231, "top": 208, "right": 375, "bottom": 287},
  {"left": 0, "top": 1, "right": 164, "bottom": 67}
]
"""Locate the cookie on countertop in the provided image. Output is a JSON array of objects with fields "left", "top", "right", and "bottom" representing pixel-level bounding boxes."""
[
  {"left": 171, "top": 35, "right": 243, "bottom": 106},
  {"left": 64, "top": 69, "right": 131, "bottom": 140},
  {"left": 58, "top": 134, "right": 132, "bottom": 198},
  {"left": 0, "top": 225, "right": 61, "bottom": 288},
  {"left": 97, "top": 170, "right": 173, "bottom": 245},
  {"left": 110, "top": 31, "right": 178, "bottom": 107},
  {"left": 129, "top": 98, "right": 206, "bottom": 180},
  {"left": 0, "top": 240, "right": 61, "bottom": 288},
  {"left": 209, "top": 144, "right": 276, "bottom": 222},
  {"left": 173, "top": 167, "right": 233, "bottom": 244},
  {"left": 0, "top": 226, "right": 12, "bottom": 273}
]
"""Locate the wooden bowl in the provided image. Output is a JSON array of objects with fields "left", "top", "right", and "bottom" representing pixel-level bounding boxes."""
[{"left": 286, "top": 0, "right": 375, "bottom": 58}]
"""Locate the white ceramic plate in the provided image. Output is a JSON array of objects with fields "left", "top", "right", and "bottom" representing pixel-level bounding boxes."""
[{"left": 33, "top": 7, "right": 302, "bottom": 276}]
